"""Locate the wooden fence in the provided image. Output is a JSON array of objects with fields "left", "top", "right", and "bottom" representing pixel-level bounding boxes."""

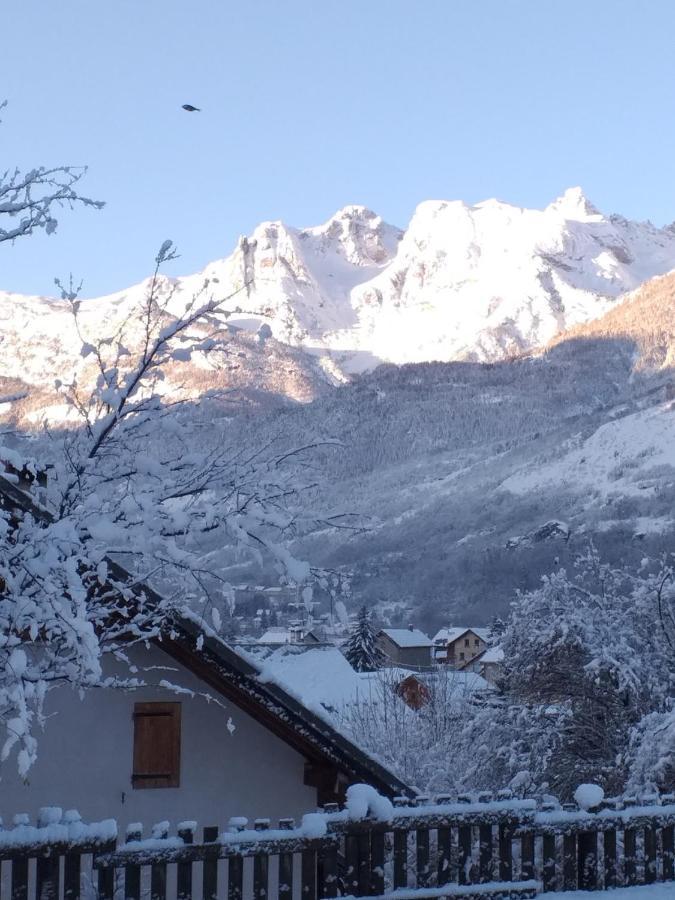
[{"left": 1, "top": 790, "right": 674, "bottom": 899}]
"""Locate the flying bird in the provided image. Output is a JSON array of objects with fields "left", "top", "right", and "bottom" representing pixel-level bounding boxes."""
[{"left": 182, "top": 104, "right": 200, "bottom": 112}]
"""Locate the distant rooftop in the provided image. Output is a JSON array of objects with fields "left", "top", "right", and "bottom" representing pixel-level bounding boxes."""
[{"left": 379, "top": 627, "right": 434, "bottom": 648}]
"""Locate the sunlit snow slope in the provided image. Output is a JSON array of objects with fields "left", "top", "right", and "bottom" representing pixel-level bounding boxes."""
[{"left": 3, "top": 187, "right": 675, "bottom": 410}]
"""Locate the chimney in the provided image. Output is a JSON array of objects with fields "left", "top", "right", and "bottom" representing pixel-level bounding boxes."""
[{"left": 408, "top": 624, "right": 414, "bottom": 631}]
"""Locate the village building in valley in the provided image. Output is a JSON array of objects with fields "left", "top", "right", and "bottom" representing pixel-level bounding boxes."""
[
  {"left": 432, "top": 626, "right": 489, "bottom": 668},
  {"left": 376, "top": 626, "right": 434, "bottom": 669}
]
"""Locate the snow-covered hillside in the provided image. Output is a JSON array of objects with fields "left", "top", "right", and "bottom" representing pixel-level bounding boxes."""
[
  {"left": 4, "top": 192, "right": 675, "bottom": 631},
  {"left": 3, "top": 188, "right": 675, "bottom": 412}
]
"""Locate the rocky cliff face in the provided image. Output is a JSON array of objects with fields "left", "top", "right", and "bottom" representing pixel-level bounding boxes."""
[{"left": 3, "top": 188, "right": 675, "bottom": 424}]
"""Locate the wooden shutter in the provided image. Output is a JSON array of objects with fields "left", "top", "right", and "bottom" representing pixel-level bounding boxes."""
[{"left": 132, "top": 702, "right": 181, "bottom": 789}]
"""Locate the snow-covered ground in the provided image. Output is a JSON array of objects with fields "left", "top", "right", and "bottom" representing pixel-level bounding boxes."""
[
  {"left": 554, "top": 887, "right": 674, "bottom": 900},
  {"left": 502, "top": 401, "right": 675, "bottom": 499}
]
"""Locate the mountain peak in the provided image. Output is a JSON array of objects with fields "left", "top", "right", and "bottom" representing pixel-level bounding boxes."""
[
  {"left": 547, "top": 186, "right": 601, "bottom": 220},
  {"left": 328, "top": 204, "right": 379, "bottom": 222}
]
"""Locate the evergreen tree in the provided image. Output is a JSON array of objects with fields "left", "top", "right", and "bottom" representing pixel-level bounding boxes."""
[
  {"left": 344, "top": 606, "right": 384, "bottom": 672},
  {"left": 488, "top": 615, "right": 506, "bottom": 645}
]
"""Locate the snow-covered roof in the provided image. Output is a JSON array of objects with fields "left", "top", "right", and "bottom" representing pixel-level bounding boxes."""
[
  {"left": 379, "top": 628, "right": 433, "bottom": 648},
  {"left": 480, "top": 646, "right": 505, "bottom": 664},
  {"left": 257, "top": 645, "right": 366, "bottom": 712},
  {"left": 258, "top": 628, "right": 294, "bottom": 644},
  {"left": 257, "top": 626, "right": 319, "bottom": 645},
  {"left": 433, "top": 626, "right": 490, "bottom": 644},
  {"left": 255, "top": 647, "right": 490, "bottom": 719}
]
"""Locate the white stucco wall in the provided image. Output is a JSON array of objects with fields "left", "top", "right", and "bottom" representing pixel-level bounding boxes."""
[{"left": 0, "top": 643, "right": 318, "bottom": 833}]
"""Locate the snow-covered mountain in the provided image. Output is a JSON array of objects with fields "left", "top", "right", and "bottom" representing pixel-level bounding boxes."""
[
  {"left": 3, "top": 188, "right": 675, "bottom": 414},
  {"left": 4, "top": 209, "right": 675, "bottom": 628},
  {"left": 167, "top": 187, "right": 675, "bottom": 370}
]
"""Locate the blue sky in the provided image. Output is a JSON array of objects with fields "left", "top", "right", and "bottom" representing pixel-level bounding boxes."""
[{"left": 3, "top": 0, "right": 675, "bottom": 297}]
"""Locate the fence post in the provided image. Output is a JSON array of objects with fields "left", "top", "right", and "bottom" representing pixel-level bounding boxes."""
[
  {"left": 416, "top": 797, "right": 431, "bottom": 889},
  {"left": 457, "top": 795, "right": 472, "bottom": 886},
  {"left": 318, "top": 805, "right": 339, "bottom": 900},
  {"left": 370, "top": 827, "right": 385, "bottom": 896},
  {"left": 644, "top": 824, "right": 657, "bottom": 884},
  {"left": 63, "top": 809, "right": 83, "bottom": 900},
  {"left": 562, "top": 833, "right": 577, "bottom": 891},
  {"left": 203, "top": 825, "right": 219, "bottom": 900},
  {"left": 477, "top": 793, "right": 493, "bottom": 884},
  {"left": 521, "top": 831, "right": 535, "bottom": 883},
  {"left": 604, "top": 828, "right": 618, "bottom": 889},
  {"left": 478, "top": 825, "right": 493, "bottom": 883},
  {"left": 498, "top": 824, "right": 512, "bottom": 882},
  {"left": 253, "top": 820, "right": 270, "bottom": 900},
  {"left": 301, "top": 845, "right": 318, "bottom": 900},
  {"left": 36, "top": 808, "right": 61, "bottom": 900},
  {"left": 227, "top": 819, "right": 246, "bottom": 900},
  {"left": 577, "top": 831, "right": 598, "bottom": 890},
  {"left": 542, "top": 833, "right": 556, "bottom": 892},
  {"left": 10, "top": 816, "right": 29, "bottom": 900},
  {"left": 663, "top": 822, "right": 675, "bottom": 881},
  {"left": 150, "top": 822, "right": 169, "bottom": 900},
  {"left": 344, "top": 827, "right": 360, "bottom": 896},
  {"left": 392, "top": 826, "right": 408, "bottom": 890},
  {"left": 278, "top": 819, "right": 295, "bottom": 900},
  {"left": 177, "top": 822, "right": 195, "bottom": 900},
  {"left": 436, "top": 796, "right": 453, "bottom": 887},
  {"left": 95, "top": 853, "right": 115, "bottom": 900},
  {"left": 624, "top": 826, "right": 637, "bottom": 886},
  {"left": 125, "top": 823, "right": 143, "bottom": 900}
]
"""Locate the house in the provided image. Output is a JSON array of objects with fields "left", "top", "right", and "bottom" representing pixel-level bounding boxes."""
[
  {"left": 461, "top": 645, "right": 505, "bottom": 685},
  {"left": 0, "top": 473, "right": 412, "bottom": 829},
  {"left": 432, "top": 626, "right": 489, "bottom": 668},
  {"left": 394, "top": 673, "right": 432, "bottom": 710},
  {"left": 376, "top": 626, "right": 434, "bottom": 669},
  {"left": 257, "top": 624, "right": 322, "bottom": 645}
]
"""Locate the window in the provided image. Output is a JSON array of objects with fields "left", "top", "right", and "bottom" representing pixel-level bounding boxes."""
[
  {"left": 464, "top": 638, "right": 469, "bottom": 647},
  {"left": 132, "top": 702, "right": 181, "bottom": 789},
  {"left": 459, "top": 652, "right": 465, "bottom": 660},
  {"left": 474, "top": 638, "right": 479, "bottom": 647}
]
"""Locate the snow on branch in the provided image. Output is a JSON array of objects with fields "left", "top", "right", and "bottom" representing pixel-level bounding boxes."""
[
  {"left": 1, "top": 240, "right": 341, "bottom": 776},
  {"left": 0, "top": 102, "right": 104, "bottom": 245}
]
